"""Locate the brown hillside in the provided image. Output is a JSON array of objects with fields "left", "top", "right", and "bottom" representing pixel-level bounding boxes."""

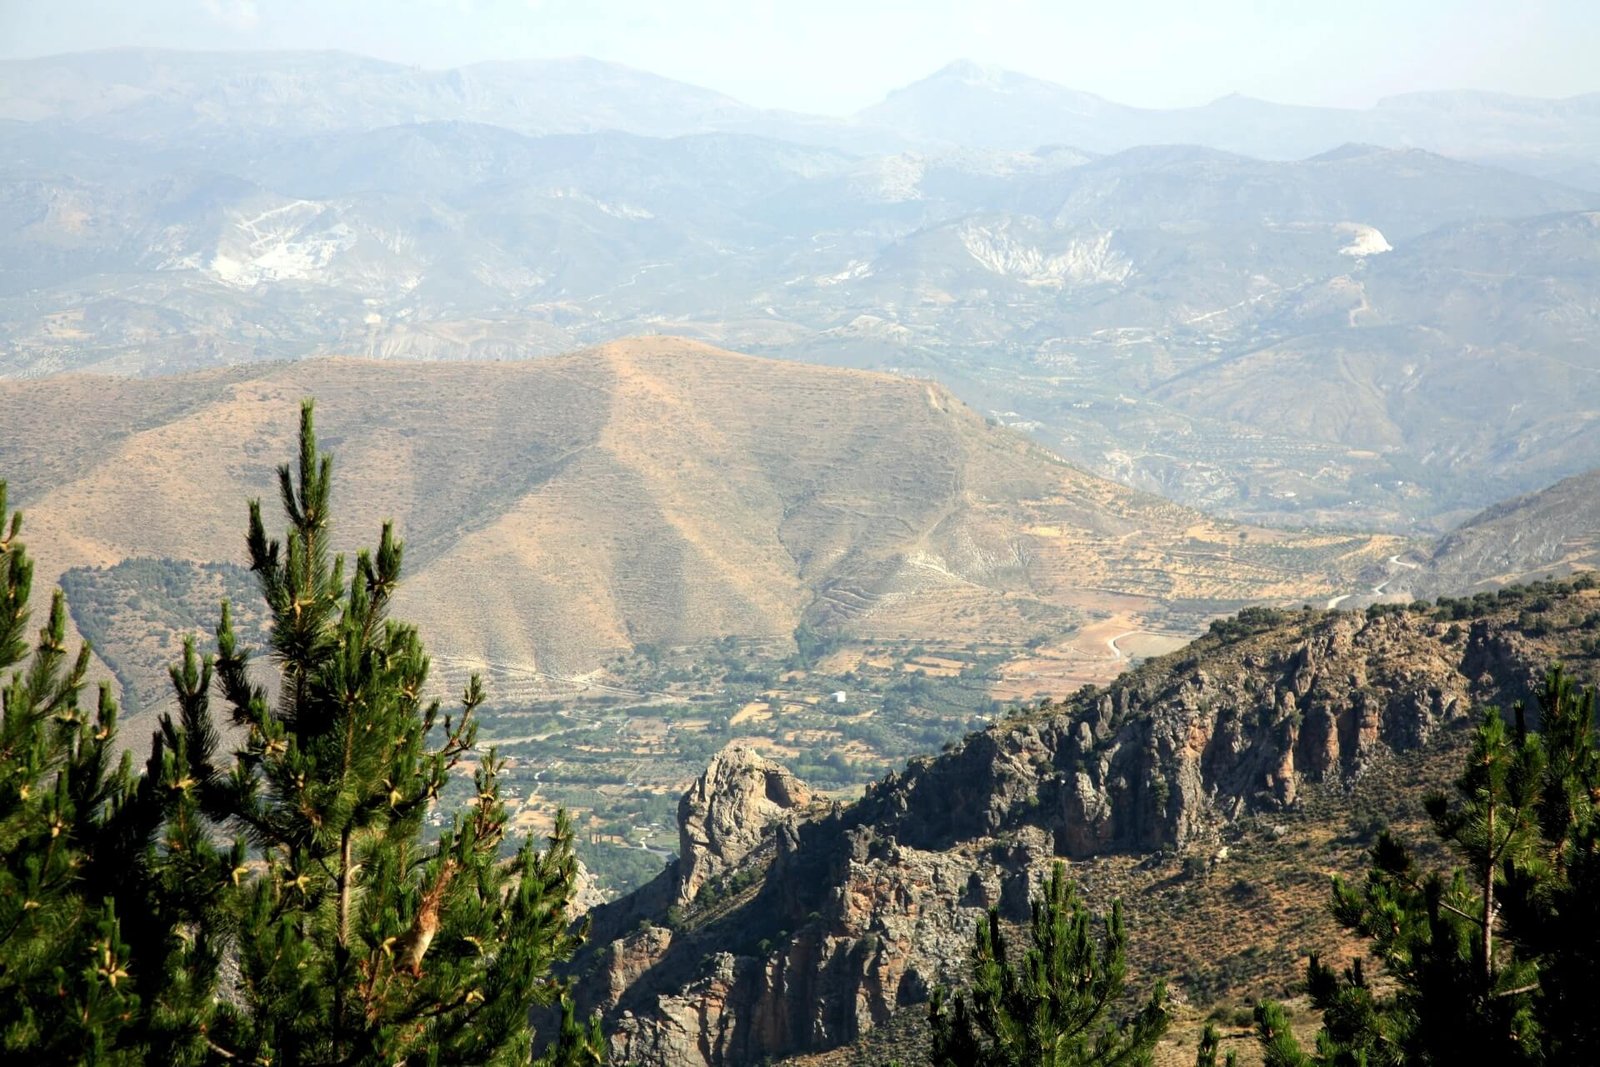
[{"left": 0, "top": 338, "right": 1397, "bottom": 731}]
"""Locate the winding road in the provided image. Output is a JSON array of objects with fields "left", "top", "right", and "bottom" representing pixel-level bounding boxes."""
[
  {"left": 1327, "top": 554, "right": 1422, "bottom": 607},
  {"left": 1372, "top": 553, "right": 1421, "bottom": 596},
  {"left": 1107, "top": 631, "right": 1139, "bottom": 661}
]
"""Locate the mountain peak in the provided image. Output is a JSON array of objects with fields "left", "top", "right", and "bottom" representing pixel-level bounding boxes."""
[
  {"left": 1308, "top": 141, "right": 1389, "bottom": 162},
  {"left": 909, "top": 58, "right": 1108, "bottom": 101},
  {"left": 930, "top": 58, "right": 1012, "bottom": 85},
  {"left": 860, "top": 62, "right": 1117, "bottom": 148}
]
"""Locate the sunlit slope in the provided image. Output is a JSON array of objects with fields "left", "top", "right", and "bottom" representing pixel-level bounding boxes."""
[{"left": 0, "top": 337, "right": 1398, "bottom": 704}]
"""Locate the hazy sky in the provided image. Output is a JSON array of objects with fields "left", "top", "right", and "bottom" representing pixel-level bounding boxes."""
[{"left": 3, "top": 0, "right": 1597, "bottom": 114}]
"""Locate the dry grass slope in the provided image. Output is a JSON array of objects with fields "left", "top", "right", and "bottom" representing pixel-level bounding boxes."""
[{"left": 0, "top": 338, "right": 1398, "bottom": 734}]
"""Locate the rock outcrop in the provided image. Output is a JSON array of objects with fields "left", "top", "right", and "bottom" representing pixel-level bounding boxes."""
[
  {"left": 570, "top": 582, "right": 1599, "bottom": 1066},
  {"left": 676, "top": 743, "right": 812, "bottom": 906},
  {"left": 570, "top": 858, "right": 610, "bottom": 915}
]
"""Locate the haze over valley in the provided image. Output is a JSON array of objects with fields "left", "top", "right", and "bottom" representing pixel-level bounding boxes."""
[{"left": 6, "top": 16, "right": 1600, "bottom": 1065}]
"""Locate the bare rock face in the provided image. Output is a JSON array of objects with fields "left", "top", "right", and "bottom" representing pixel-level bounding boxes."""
[
  {"left": 570, "top": 588, "right": 1595, "bottom": 1067},
  {"left": 570, "top": 858, "right": 611, "bottom": 914},
  {"left": 601, "top": 823, "right": 1052, "bottom": 1067},
  {"left": 676, "top": 742, "right": 812, "bottom": 906}
]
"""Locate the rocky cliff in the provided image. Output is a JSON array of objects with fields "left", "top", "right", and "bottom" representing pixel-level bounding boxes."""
[
  {"left": 568, "top": 578, "right": 1600, "bottom": 1066},
  {"left": 676, "top": 744, "right": 813, "bottom": 907}
]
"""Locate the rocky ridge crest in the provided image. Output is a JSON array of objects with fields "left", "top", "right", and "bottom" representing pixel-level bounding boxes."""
[{"left": 570, "top": 581, "right": 1599, "bottom": 1066}]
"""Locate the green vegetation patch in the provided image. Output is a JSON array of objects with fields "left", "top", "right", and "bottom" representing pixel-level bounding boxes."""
[{"left": 61, "top": 557, "right": 268, "bottom": 719}]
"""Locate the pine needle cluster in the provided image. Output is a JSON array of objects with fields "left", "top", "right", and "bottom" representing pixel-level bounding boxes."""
[{"left": 929, "top": 861, "right": 1169, "bottom": 1066}]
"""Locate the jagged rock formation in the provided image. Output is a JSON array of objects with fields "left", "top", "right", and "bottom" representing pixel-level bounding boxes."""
[
  {"left": 569, "top": 580, "right": 1600, "bottom": 1066},
  {"left": 677, "top": 744, "right": 813, "bottom": 906}
]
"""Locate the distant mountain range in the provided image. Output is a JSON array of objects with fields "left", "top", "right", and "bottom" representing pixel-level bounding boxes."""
[
  {"left": 864, "top": 60, "right": 1600, "bottom": 171},
  {"left": 4, "top": 49, "right": 1600, "bottom": 532},
  {"left": 7, "top": 50, "right": 1600, "bottom": 172}
]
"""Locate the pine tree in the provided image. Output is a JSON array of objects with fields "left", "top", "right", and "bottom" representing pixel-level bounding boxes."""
[
  {"left": 1500, "top": 667, "right": 1600, "bottom": 1062},
  {"left": 168, "top": 401, "right": 605, "bottom": 1065},
  {"left": 930, "top": 861, "right": 1168, "bottom": 1067},
  {"left": 0, "top": 482, "right": 234, "bottom": 1064},
  {"left": 1193, "top": 1022, "right": 1238, "bottom": 1067},
  {"left": 1257, "top": 665, "right": 1600, "bottom": 1065}
]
